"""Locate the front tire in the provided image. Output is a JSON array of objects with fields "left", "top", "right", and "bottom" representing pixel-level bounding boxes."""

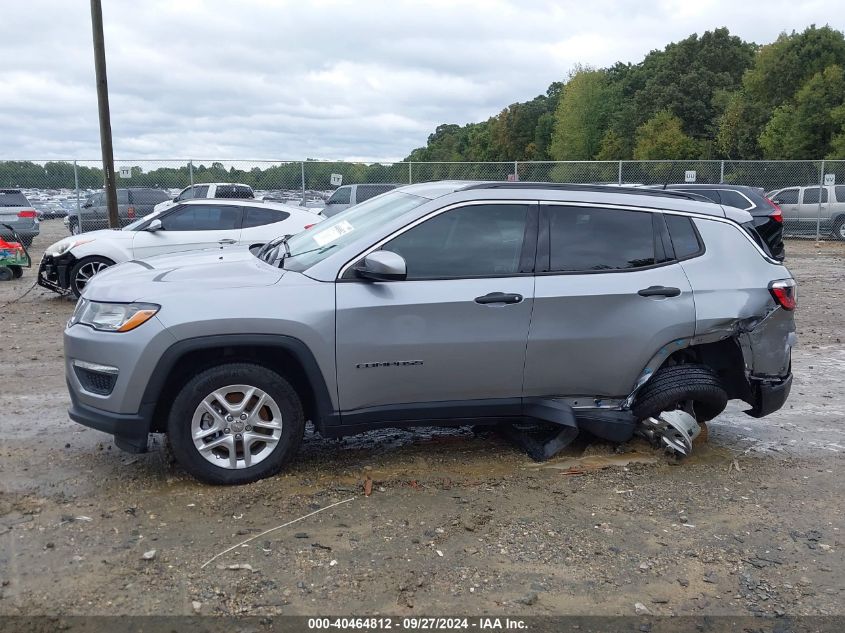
[
  {"left": 69, "top": 255, "right": 114, "bottom": 297},
  {"left": 167, "top": 363, "right": 305, "bottom": 485}
]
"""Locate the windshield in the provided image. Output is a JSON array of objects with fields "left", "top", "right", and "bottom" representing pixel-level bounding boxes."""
[
  {"left": 276, "top": 191, "right": 427, "bottom": 271},
  {"left": 122, "top": 211, "right": 159, "bottom": 231}
]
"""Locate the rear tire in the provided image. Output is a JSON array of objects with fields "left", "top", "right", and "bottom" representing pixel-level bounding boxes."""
[
  {"left": 167, "top": 363, "right": 305, "bottom": 485},
  {"left": 833, "top": 218, "right": 845, "bottom": 241},
  {"left": 632, "top": 363, "right": 728, "bottom": 423},
  {"left": 9, "top": 265, "right": 22, "bottom": 279},
  {"left": 69, "top": 255, "right": 114, "bottom": 297},
  {"left": 0, "top": 267, "right": 11, "bottom": 282}
]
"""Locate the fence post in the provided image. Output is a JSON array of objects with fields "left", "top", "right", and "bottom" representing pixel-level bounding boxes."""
[
  {"left": 301, "top": 161, "right": 306, "bottom": 206},
  {"left": 720, "top": 160, "right": 725, "bottom": 184},
  {"left": 73, "top": 160, "right": 80, "bottom": 213},
  {"left": 816, "top": 160, "right": 825, "bottom": 242},
  {"left": 408, "top": 162, "right": 413, "bottom": 185},
  {"left": 188, "top": 160, "right": 193, "bottom": 187},
  {"left": 514, "top": 160, "right": 519, "bottom": 181},
  {"left": 618, "top": 161, "right": 623, "bottom": 185}
]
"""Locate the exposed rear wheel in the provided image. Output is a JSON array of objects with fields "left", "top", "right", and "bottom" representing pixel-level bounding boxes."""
[
  {"left": 167, "top": 363, "right": 305, "bottom": 485},
  {"left": 10, "top": 265, "right": 23, "bottom": 279},
  {"left": 69, "top": 255, "right": 114, "bottom": 297},
  {"left": 632, "top": 363, "right": 728, "bottom": 423},
  {"left": 833, "top": 218, "right": 845, "bottom": 241},
  {"left": 0, "top": 267, "right": 12, "bottom": 282}
]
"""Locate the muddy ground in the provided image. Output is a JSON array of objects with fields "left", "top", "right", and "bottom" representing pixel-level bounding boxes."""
[{"left": 0, "top": 221, "right": 843, "bottom": 617}]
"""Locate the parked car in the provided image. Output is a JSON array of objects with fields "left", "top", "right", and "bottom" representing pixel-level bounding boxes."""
[
  {"left": 766, "top": 185, "right": 845, "bottom": 240},
  {"left": 153, "top": 183, "right": 255, "bottom": 214},
  {"left": 0, "top": 189, "right": 39, "bottom": 248},
  {"left": 68, "top": 188, "right": 171, "bottom": 234},
  {"left": 321, "top": 183, "right": 399, "bottom": 216},
  {"left": 33, "top": 201, "right": 68, "bottom": 219},
  {"left": 64, "top": 182, "right": 795, "bottom": 484},
  {"left": 40, "top": 198, "right": 321, "bottom": 297},
  {"left": 663, "top": 184, "right": 785, "bottom": 259}
]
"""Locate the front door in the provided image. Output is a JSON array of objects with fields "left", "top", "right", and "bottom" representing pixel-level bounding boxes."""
[
  {"left": 524, "top": 205, "right": 696, "bottom": 399},
  {"left": 131, "top": 203, "right": 243, "bottom": 259},
  {"left": 335, "top": 202, "right": 537, "bottom": 416}
]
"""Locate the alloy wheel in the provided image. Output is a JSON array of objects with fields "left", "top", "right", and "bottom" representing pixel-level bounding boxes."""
[
  {"left": 191, "top": 384, "right": 283, "bottom": 469},
  {"left": 74, "top": 260, "right": 109, "bottom": 291}
]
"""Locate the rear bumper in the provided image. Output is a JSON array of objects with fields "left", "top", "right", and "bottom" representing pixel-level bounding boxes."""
[
  {"left": 38, "top": 252, "right": 76, "bottom": 293},
  {"left": 67, "top": 380, "right": 153, "bottom": 453},
  {"left": 745, "top": 372, "right": 792, "bottom": 418}
]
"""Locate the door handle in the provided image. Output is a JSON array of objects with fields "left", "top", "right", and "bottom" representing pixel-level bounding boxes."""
[
  {"left": 218, "top": 238, "right": 237, "bottom": 245},
  {"left": 475, "top": 292, "right": 523, "bottom": 305},
  {"left": 638, "top": 285, "right": 681, "bottom": 298}
]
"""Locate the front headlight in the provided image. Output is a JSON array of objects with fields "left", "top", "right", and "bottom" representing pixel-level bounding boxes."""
[
  {"left": 69, "top": 299, "right": 160, "bottom": 333},
  {"left": 49, "top": 238, "right": 93, "bottom": 257}
]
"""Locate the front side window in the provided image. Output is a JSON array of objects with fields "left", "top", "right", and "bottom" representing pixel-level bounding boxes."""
[
  {"left": 176, "top": 186, "right": 195, "bottom": 201},
  {"left": 383, "top": 204, "right": 529, "bottom": 280},
  {"left": 160, "top": 204, "right": 241, "bottom": 231},
  {"left": 242, "top": 206, "right": 290, "bottom": 228},
  {"left": 117, "top": 190, "right": 130, "bottom": 204},
  {"left": 193, "top": 185, "right": 210, "bottom": 198},
  {"left": 327, "top": 187, "right": 351, "bottom": 205},
  {"left": 774, "top": 189, "right": 799, "bottom": 204},
  {"left": 546, "top": 206, "right": 655, "bottom": 272}
]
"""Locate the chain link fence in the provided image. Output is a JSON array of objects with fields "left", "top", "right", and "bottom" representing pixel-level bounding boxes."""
[{"left": 2, "top": 159, "right": 843, "bottom": 239}]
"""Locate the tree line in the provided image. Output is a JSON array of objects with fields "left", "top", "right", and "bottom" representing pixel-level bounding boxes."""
[{"left": 405, "top": 25, "right": 845, "bottom": 163}]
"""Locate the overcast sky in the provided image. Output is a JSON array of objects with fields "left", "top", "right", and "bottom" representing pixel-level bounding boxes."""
[{"left": 0, "top": 0, "right": 840, "bottom": 162}]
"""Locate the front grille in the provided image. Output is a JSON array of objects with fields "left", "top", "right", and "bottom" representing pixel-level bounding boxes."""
[{"left": 74, "top": 366, "right": 117, "bottom": 396}]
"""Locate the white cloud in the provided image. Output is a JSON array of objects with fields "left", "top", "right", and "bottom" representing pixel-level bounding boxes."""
[{"left": 0, "top": 0, "right": 841, "bottom": 161}]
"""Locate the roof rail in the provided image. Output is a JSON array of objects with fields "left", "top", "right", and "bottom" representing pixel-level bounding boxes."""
[{"left": 459, "top": 182, "right": 707, "bottom": 202}]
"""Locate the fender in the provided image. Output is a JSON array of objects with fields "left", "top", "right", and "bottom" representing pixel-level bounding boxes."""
[{"left": 139, "top": 334, "right": 336, "bottom": 431}]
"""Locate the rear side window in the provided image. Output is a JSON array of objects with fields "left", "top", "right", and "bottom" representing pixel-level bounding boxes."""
[
  {"left": 216, "top": 185, "right": 253, "bottom": 199},
  {"left": 678, "top": 189, "right": 721, "bottom": 204},
  {"left": 242, "top": 206, "right": 291, "bottom": 228},
  {"left": 130, "top": 189, "right": 170, "bottom": 205},
  {"left": 0, "top": 190, "right": 29, "bottom": 206},
  {"left": 802, "top": 187, "right": 828, "bottom": 204},
  {"left": 665, "top": 215, "right": 703, "bottom": 259},
  {"left": 357, "top": 185, "right": 395, "bottom": 202},
  {"left": 835, "top": 186, "right": 845, "bottom": 202},
  {"left": 546, "top": 207, "right": 655, "bottom": 272},
  {"left": 718, "top": 190, "right": 753, "bottom": 210}
]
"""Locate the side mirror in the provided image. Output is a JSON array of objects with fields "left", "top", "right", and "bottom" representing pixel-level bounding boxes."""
[
  {"left": 354, "top": 250, "right": 406, "bottom": 282},
  {"left": 146, "top": 219, "right": 163, "bottom": 232}
]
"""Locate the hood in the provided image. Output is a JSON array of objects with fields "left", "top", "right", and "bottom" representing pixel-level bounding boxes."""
[
  {"left": 83, "top": 246, "right": 284, "bottom": 302},
  {"left": 46, "top": 228, "right": 133, "bottom": 256}
]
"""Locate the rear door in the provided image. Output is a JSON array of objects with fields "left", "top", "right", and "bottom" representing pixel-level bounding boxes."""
[
  {"left": 523, "top": 205, "right": 696, "bottom": 399},
  {"left": 800, "top": 187, "right": 828, "bottom": 226},
  {"left": 130, "top": 203, "right": 243, "bottom": 259},
  {"left": 335, "top": 202, "right": 537, "bottom": 414}
]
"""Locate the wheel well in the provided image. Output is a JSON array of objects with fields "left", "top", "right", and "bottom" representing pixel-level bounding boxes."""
[
  {"left": 664, "top": 337, "right": 751, "bottom": 401},
  {"left": 150, "top": 344, "right": 319, "bottom": 433}
]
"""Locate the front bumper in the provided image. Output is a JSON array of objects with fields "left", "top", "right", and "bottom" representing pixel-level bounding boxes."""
[
  {"left": 67, "top": 381, "right": 153, "bottom": 453},
  {"left": 745, "top": 372, "right": 793, "bottom": 418},
  {"left": 38, "top": 252, "right": 76, "bottom": 293}
]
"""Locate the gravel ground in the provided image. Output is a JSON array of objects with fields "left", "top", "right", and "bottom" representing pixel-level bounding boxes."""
[{"left": 0, "top": 221, "right": 843, "bottom": 617}]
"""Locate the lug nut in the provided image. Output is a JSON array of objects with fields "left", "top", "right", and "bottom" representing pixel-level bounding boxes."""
[
  {"left": 224, "top": 428, "right": 230, "bottom": 434},
  {"left": 235, "top": 434, "right": 242, "bottom": 440},
  {"left": 245, "top": 425, "right": 252, "bottom": 431},
  {"left": 225, "top": 415, "right": 233, "bottom": 422},
  {"left": 240, "top": 413, "right": 248, "bottom": 420}
]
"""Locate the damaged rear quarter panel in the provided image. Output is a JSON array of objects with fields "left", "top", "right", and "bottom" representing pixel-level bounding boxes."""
[{"left": 679, "top": 217, "right": 795, "bottom": 377}]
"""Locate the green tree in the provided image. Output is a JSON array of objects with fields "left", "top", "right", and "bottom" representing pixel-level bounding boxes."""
[
  {"left": 759, "top": 65, "right": 845, "bottom": 158},
  {"left": 549, "top": 67, "right": 613, "bottom": 160},
  {"left": 633, "top": 111, "right": 699, "bottom": 159}
]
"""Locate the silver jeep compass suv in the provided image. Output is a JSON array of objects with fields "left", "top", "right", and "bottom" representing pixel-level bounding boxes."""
[{"left": 64, "top": 182, "right": 796, "bottom": 484}]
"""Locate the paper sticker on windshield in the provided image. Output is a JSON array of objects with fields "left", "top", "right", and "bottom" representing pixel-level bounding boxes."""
[{"left": 313, "top": 220, "right": 354, "bottom": 247}]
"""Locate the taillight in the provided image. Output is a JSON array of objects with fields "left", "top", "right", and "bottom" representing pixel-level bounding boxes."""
[
  {"left": 764, "top": 197, "right": 783, "bottom": 223},
  {"left": 769, "top": 279, "right": 796, "bottom": 311},
  {"left": 127, "top": 206, "right": 136, "bottom": 218},
  {"left": 304, "top": 223, "right": 315, "bottom": 229},
  {"left": 17, "top": 209, "right": 37, "bottom": 218}
]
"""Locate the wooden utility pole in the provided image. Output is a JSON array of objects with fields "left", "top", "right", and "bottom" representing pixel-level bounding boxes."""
[{"left": 90, "top": 0, "right": 119, "bottom": 228}]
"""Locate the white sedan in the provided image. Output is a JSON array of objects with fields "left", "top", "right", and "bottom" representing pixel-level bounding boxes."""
[{"left": 39, "top": 199, "right": 322, "bottom": 297}]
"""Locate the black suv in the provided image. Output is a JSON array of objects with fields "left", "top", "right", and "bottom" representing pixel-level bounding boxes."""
[{"left": 664, "top": 184, "right": 785, "bottom": 259}]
